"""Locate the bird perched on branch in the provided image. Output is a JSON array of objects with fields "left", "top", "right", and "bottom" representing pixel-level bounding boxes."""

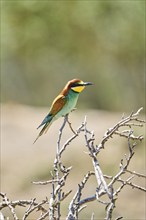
[{"left": 34, "top": 79, "right": 93, "bottom": 143}]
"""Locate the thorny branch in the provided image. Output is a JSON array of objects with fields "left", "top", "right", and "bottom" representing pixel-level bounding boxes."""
[{"left": 0, "top": 108, "right": 145, "bottom": 220}]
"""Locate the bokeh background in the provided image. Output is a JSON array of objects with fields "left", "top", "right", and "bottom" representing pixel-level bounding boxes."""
[
  {"left": 1, "top": 0, "right": 145, "bottom": 111},
  {"left": 1, "top": 0, "right": 145, "bottom": 219}
]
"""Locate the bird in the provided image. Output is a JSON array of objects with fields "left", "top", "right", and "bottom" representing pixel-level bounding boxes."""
[{"left": 34, "top": 79, "right": 93, "bottom": 143}]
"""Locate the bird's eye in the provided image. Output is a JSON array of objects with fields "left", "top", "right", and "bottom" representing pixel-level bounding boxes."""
[{"left": 71, "top": 83, "right": 77, "bottom": 87}]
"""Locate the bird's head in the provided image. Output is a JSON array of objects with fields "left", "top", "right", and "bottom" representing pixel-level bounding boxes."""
[{"left": 63, "top": 79, "right": 93, "bottom": 94}]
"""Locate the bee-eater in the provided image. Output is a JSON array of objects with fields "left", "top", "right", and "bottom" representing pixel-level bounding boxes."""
[{"left": 34, "top": 79, "right": 93, "bottom": 143}]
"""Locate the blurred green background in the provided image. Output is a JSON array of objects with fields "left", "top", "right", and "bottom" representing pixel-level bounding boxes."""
[{"left": 1, "top": 1, "right": 145, "bottom": 111}]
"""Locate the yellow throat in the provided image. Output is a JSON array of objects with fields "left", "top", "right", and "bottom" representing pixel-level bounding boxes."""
[{"left": 71, "top": 81, "right": 85, "bottom": 93}]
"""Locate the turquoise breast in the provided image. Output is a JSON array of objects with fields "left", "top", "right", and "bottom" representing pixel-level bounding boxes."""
[{"left": 54, "top": 90, "right": 79, "bottom": 120}]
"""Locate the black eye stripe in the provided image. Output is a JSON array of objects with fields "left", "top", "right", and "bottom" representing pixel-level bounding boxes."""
[{"left": 71, "top": 83, "right": 83, "bottom": 87}]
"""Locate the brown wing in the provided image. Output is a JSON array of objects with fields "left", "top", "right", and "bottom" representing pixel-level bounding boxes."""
[
  {"left": 49, "top": 94, "right": 67, "bottom": 116},
  {"left": 33, "top": 95, "right": 67, "bottom": 144}
]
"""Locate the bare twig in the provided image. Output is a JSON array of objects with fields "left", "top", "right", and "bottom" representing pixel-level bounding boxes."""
[
  {"left": 97, "top": 107, "right": 144, "bottom": 151},
  {"left": 117, "top": 178, "right": 146, "bottom": 192},
  {"left": 59, "top": 122, "right": 85, "bottom": 156},
  {"left": 2, "top": 194, "right": 19, "bottom": 220},
  {"left": 84, "top": 118, "right": 111, "bottom": 199},
  {"left": 67, "top": 171, "right": 95, "bottom": 219},
  {"left": 32, "top": 179, "right": 59, "bottom": 185},
  {"left": 126, "top": 169, "right": 146, "bottom": 178},
  {"left": 22, "top": 198, "right": 48, "bottom": 220}
]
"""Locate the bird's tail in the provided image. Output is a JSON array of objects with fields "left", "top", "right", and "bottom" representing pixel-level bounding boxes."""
[{"left": 33, "top": 121, "right": 52, "bottom": 144}]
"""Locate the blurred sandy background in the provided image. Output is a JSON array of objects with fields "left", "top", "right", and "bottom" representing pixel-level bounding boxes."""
[{"left": 1, "top": 1, "right": 145, "bottom": 219}]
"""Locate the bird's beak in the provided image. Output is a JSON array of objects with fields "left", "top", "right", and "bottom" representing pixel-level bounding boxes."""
[{"left": 83, "top": 82, "right": 93, "bottom": 86}]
